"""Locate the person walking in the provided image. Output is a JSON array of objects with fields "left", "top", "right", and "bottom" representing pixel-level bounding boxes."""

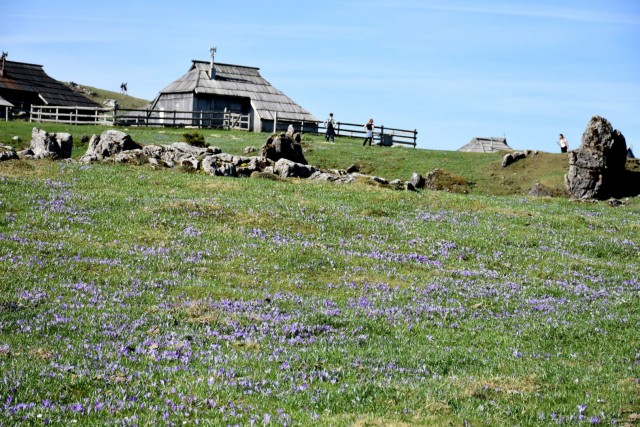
[
  {"left": 363, "top": 118, "right": 374, "bottom": 146},
  {"left": 324, "top": 113, "right": 336, "bottom": 143},
  {"left": 558, "top": 133, "right": 568, "bottom": 153}
]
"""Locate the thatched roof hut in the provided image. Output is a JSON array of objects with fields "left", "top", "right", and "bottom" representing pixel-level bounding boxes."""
[
  {"left": 151, "top": 60, "right": 316, "bottom": 132},
  {"left": 458, "top": 137, "right": 511, "bottom": 153},
  {"left": 0, "top": 59, "right": 99, "bottom": 114}
]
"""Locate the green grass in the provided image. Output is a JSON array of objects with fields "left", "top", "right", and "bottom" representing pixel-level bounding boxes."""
[
  {"left": 0, "top": 121, "right": 595, "bottom": 197},
  {"left": 0, "top": 122, "right": 639, "bottom": 426},
  {"left": 63, "top": 82, "right": 151, "bottom": 109}
]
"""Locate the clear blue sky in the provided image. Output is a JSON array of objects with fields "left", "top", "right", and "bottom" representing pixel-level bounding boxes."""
[{"left": 2, "top": 0, "right": 639, "bottom": 152}]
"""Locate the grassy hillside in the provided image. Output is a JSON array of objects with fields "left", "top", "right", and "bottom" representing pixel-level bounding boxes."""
[
  {"left": 1, "top": 121, "right": 616, "bottom": 197},
  {"left": 1, "top": 147, "right": 639, "bottom": 425},
  {"left": 63, "top": 82, "right": 151, "bottom": 109}
]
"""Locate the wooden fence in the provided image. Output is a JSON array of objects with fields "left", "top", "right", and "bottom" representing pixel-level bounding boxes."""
[
  {"left": 272, "top": 114, "right": 418, "bottom": 148},
  {"left": 30, "top": 106, "right": 250, "bottom": 130},
  {"left": 29, "top": 105, "right": 418, "bottom": 147}
]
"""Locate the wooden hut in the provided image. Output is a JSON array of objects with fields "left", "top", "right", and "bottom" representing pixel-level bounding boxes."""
[
  {"left": 150, "top": 59, "right": 316, "bottom": 132},
  {"left": 458, "top": 137, "right": 511, "bottom": 153},
  {"left": 0, "top": 56, "right": 99, "bottom": 117}
]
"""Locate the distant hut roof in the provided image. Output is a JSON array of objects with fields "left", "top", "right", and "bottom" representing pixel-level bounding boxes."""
[
  {"left": 458, "top": 137, "right": 511, "bottom": 153},
  {"left": 155, "top": 60, "right": 315, "bottom": 122},
  {"left": 0, "top": 60, "right": 99, "bottom": 107}
]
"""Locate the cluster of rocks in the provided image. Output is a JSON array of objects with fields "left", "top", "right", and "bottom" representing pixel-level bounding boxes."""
[
  {"left": 65, "top": 129, "right": 426, "bottom": 190},
  {"left": 501, "top": 150, "right": 538, "bottom": 168},
  {"left": 2, "top": 116, "right": 631, "bottom": 200}
]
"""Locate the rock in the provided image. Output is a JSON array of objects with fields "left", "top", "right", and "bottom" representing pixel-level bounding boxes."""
[
  {"left": 244, "top": 146, "right": 258, "bottom": 154},
  {"left": 25, "top": 127, "right": 73, "bottom": 159},
  {"left": 371, "top": 176, "right": 388, "bottom": 185},
  {"left": 260, "top": 133, "right": 307, "bottom": 165},
  {"left": 528, "top": 183, "right": 555, "bottom": 197},
  {"left": 346, "top": 164, "right": 359, "bottom": 174},
  {"left": 565, "top": 116, "right": 627, "bottom": 200},
  {"left": 236, "top": 157, "right": 273, "bottom": 176},
  {"left": 273, "top": 158, "right": 318, "bottom": 178},
  {"left": 406, "top": 181, "right": 417, "bottom": 192},
  {"left": 114, "top": 149, "right": 146, "bottom": 164},
  {"left": 501, "top": 151, "right": 526, "bottom": 168},
  {"left": 0, "top": 145, "right": 18, "bottom": 162},
  {"left": 408, "top": 172, "right": 425, "bottom": 189},
  {"left": 11, "top": 136, "right": 21, "bottom": 143},
  {"left": 79, "top": 130, "right": 141, "bottom": 163}
]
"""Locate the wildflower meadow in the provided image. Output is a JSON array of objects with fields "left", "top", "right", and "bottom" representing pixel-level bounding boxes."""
[{"left": 1, "top": 145, "right": 639, "bottom": 425}]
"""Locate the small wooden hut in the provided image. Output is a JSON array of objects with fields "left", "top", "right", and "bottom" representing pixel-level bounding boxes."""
[
  {"left": 150, "top": 57, "right": 316, "bottom": 132},
  {"left": 458, "top": 137, "right": 511, "bottom": 153}
]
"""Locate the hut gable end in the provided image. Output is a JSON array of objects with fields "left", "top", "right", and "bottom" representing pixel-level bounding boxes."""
[{"left": 152, "top": 59, "right": 316, "bottom": 131}]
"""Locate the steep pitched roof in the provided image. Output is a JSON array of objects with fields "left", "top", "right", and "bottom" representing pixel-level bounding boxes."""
[
  {"left": 156, "top": 61, "right": 316, "bottom": 122},
  {"left": 0, "top": 60, "right": 99, "bottom": 107},
  {"left": 0, "top": 95, "right": 13, "bottom": 107},
  {"left": 458, "top": 137, "right": 511, "bottom": 153}
]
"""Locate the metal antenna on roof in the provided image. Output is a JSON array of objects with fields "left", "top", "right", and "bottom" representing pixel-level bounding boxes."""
[
  {"left": 209, "top": 46, "right": 217, "bottom": 80},
  {"left": 0, "top": 52, "right": 7, "bottom": 77}
]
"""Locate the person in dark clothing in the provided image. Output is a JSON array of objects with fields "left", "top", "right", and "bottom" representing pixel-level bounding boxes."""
[{"left": 363, "top": 118, "right": 374, "bottom": 146}]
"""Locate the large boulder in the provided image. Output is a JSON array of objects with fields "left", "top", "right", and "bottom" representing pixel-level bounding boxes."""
[
  {"left": 273, "top": 158, "right": 318, "bottom": 178},
  {"left": 565, "top": 116, "right": 627, "bottom": 199},
  {"left": 260, "top": 133, "right": 307, "bottom": 165},
  {"left": 79, "top": 130, "right": 141, "bottom": 163},
  {"left": 20, "top": 127, "right": 73, "bottom": 159}
]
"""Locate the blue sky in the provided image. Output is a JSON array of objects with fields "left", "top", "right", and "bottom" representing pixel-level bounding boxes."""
[{"left": 2, "top": 0, "right": 639, "bottom": 151}]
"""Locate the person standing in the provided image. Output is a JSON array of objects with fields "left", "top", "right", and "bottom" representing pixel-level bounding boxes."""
[
  {"left": 558, "top": 133, "right": 568, "bottom": 153},
  {"left": 363, "top": 118, "right": 374, "bottom": 146},
  {"left": 324, "top": 113, "right": 336, "bottom": 143}
]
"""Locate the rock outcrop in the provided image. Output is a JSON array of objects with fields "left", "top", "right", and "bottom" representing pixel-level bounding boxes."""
[
  {"left": 79, "top": 130, "right": 141, "bottom": 163},
  {"left": 565, "top": 116, "right": 627, "bottom": 200},
  {"left": 260, "top": 133, "right": 307, "bottom": 165},
  {"left": 18, "top": 127, "right": 73, "bottom": 159}
]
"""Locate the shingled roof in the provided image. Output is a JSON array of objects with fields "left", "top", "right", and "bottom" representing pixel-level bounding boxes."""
[
  {"left": 458, "top": 137, "right": 512, "bottom": 153},
  {"left": 154, "top": 60, "right": 315, "bottom": 122},
  {"left": 0, "top": 60, "right": 99, "bottom": 108}
]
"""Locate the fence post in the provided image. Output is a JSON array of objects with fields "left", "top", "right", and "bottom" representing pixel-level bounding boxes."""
[
  {"left": 413, "top": 129, "right": 417, "bottom": 148},
  {"left": 380, "top": 125, "right": 384, "bottom": 145},
  {"left": 273, "top": 111, "right": 277, "bottom": 134}
]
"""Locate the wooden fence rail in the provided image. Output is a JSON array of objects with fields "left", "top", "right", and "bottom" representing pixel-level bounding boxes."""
[
  {"left": 272, "top": 114, "right": 418, "bottom": 148},
  {"left": 30, "top": 105, "right": 418, "bottom": 147}
]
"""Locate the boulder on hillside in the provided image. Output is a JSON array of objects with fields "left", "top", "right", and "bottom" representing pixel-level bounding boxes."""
[
  {"left": 260, "top": 133, "right": 307, "bottom": 165},
  {"left": 565, "top": 116, "right": 627, "bottom": 199},
  {"left": 19, "top": 127, "right": 72, "bottom": 159},
  {"left": 501, "top": 151, "right": 526, "bottom": 168},
  {"left": 0, "top": 145, "right": 18, "bottom": 162},
  {"left": 408, "top": 172, "right": 425, "bottom": 189},
  {"left": 273, "top": 158, "right": 318, "bottom": 178},
  {"left": 79, "top": 130, "right": 141, "bottom": 163}
]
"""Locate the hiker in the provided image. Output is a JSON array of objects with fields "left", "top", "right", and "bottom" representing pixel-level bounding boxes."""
[
  {"left": 558, "top": 133, "right": 568, "bottom": 153},
  {"left": 324, "top": 113, "right": 336, "bottom": 143},
  {"left": 363, "top": 118, "right": 374, "bottom": 146}
]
